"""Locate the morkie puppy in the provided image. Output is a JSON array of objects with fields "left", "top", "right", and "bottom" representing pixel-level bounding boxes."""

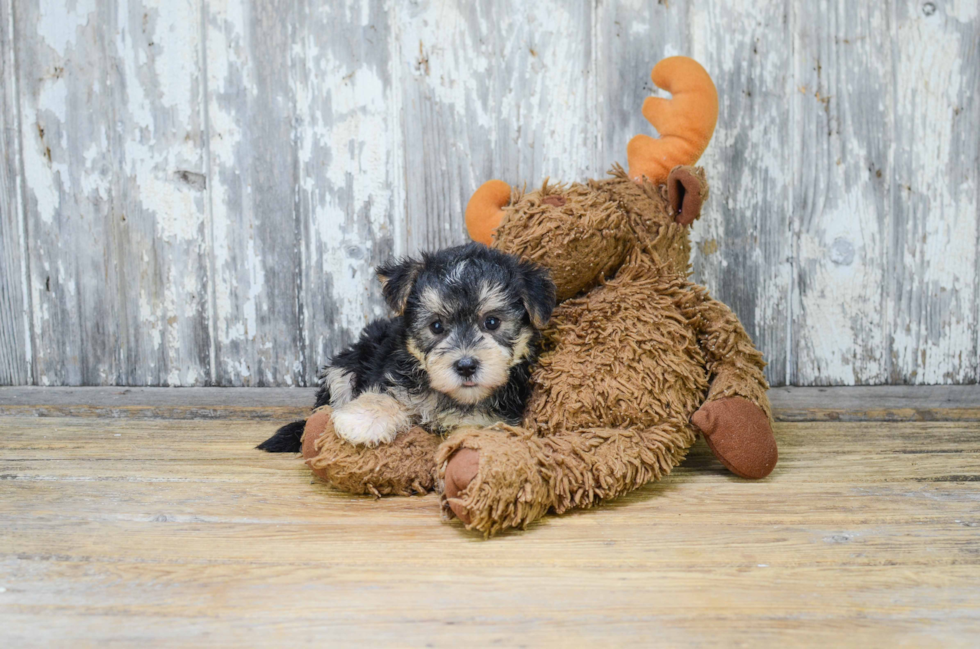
[{"left": 258, "top": 242, "right": 555, "bottom": 452}]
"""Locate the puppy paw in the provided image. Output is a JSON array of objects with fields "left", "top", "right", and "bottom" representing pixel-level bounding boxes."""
[{"left": 331, "top": 392, "right": 411, "bottom": 447}]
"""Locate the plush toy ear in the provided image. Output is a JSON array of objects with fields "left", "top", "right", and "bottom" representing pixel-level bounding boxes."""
[
  {"left": 465, "top": 180, "right": 512, "bottom": 246},
  {"left": 667, "top": 166, "right": 708, "bottom": 226},
  {"left": 376, "top": 256, "right": 424, "bottom": 315},
  {"left": 517, "top": 260, "right": 556, "bottom": 329}
]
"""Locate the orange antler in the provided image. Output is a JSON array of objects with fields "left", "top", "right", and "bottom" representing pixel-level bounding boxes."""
[
  {"left": 626, "top": 57, "right": 718, "bottom": 183},
  {"left": 465, "top": 180, "right": 511, "bottom": 245}
]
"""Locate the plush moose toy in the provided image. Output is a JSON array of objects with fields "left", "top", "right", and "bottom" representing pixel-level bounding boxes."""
[{"left": 301, "top": 57, "right": 777, "bottom": 535}]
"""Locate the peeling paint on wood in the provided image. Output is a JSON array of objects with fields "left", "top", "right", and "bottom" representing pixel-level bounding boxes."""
[
  {"left": 0, "top": 0, "right": 32, "bottom": 385},
  {"left": 14, "top": 0, "right": 212, "bottom": 386},
  {"left": 1, "top": 0, "right": 977, "bottom": 387}
]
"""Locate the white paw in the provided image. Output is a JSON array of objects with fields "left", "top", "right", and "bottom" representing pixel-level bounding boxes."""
[{"left": 331, "top": 392, "right": 410, "bottom": 447}]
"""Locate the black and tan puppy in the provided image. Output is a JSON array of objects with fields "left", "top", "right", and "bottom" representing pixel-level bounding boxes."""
[{"left": 258, "top": 243, "right": 555, "bottom": 452}]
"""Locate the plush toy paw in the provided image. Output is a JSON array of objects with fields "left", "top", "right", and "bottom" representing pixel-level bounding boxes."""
[
  {"left": 443, "top": 448, "right": 481, "bottom": 524},
  {"left": 691, "top": 397, "right": 777, "bottom": 479},
  {"left": 437, "top": 426, "right": 553, "bottom": 535},
  {"left": 302, "top": 407, "right": 440, "bottom": 496}
]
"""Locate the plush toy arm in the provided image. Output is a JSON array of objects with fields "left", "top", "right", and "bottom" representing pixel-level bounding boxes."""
[
  {"left": 438, "top": 419, "right": 696, "bottom": 536},
  {"left": 680, "top": 289, "right": 778, "bottom": 479},
  {"left": 687, "top": 291, "right": 771, "bottom": 416},
  {"left": 302, "top": 407, "right": 440, "bottom": 497}
]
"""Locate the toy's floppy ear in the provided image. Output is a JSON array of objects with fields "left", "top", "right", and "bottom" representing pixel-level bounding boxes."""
[
  {"left": 376, "top": 257, "right": 424, "bottom": 315},
  {"left": 465, "top": 180, "right": 512, "bottom": 246},
  {"left": 627, "top": 57, "right": 718, "bottom": 183},
  {"left": 517, "top": 260, "right": 556, "bottom": 329},
  {"left": 667, "top": 165, "right": 708, "bottom": 226}
]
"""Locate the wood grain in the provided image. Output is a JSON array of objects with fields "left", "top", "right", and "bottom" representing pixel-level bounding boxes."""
[
  {"left": 0, "top": 0, "right": 31, "bottom": 385},
  {"left": 15, "top": 0, "right": 213, "bottom": 387},
  {"left": 204, "top": 0, "right": 306, "bottom": 386},
  {"left": 692, "top": 0, "right": 794, "bottom": 387},
  {"left": 395, "top": 0, "right": 598, "bottom": 253},
  {"left": 2, "top": 399, "right": 980, "bottom": 646},
  {"left": 0, "top": 0, "right": 978, "bottom": 387},
  {"left": 887, "top": 1, "right": 979, "bottom": 383},
  {"left": 295, "top": 0, "right": 397, "bottom": 379}
]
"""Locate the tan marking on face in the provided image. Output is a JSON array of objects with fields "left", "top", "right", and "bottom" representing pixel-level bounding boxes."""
[
  {"left": 509, "top": 328, "right": 534, "bottom": 367},
  {"left": 477, "top": 281, "right": 511, "bottom": 315},
  {"left": 419, "top": 286, "right": 445, "bottom": 315},
  {"left": 406, "top": 339, "right": 427, "bottom": 367}
]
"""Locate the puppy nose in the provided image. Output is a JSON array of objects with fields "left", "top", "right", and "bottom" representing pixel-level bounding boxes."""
[{"left": 453, "top": 357, "right": 479, "bottom": 378}]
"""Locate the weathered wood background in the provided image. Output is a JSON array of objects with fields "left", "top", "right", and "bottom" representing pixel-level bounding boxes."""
[{"left": 1, "top": 0, "right": 977, "bottom": 387}]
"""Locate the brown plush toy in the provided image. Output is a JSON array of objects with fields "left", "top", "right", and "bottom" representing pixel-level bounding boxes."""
[{"left": 301, "top": 57, "right": 777, "bottom": 535}]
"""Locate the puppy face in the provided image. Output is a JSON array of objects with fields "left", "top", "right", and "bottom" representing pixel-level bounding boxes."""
[{"left": 377, "top": 244, "right": 555, "bottom": 405}]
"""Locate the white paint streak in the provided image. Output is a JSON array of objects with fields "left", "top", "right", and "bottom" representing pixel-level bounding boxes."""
[
  {"left": 36, "top": 0, "right": 96, "bottom": 54},
  {"left": 889, "top": 4, "right": 977, "bottom": 383}
]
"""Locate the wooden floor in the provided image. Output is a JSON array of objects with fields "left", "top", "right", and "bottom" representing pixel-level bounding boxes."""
[{"left": 2, "top": 387, "right": 979, "bottom": 647}]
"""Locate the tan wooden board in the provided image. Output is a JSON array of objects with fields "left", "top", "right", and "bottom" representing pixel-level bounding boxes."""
[{"left": 2, "top": 408, "right": 980, "bottom": 646}]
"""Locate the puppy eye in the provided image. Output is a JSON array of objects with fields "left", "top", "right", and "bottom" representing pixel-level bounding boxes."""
[
  {"left": 429, "top": 321, "right": 445, "bottom": 335},
  {"left": 484, "top": 316, "right": 501, "bottom": 331}
]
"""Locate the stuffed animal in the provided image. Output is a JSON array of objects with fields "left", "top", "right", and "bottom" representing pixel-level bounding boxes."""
[{"left": 301, "top": 56, "right": 777, "bottom": 535}]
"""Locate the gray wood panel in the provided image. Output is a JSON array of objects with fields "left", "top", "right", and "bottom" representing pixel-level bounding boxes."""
[
  {"left": 1, "top": 0, "right": 978, "bottom": 387},
  {"left": 205, "top": 0, "right": 305, "bottom": 386},
  {"left": 886, "top": 1, "right": 979, "bottom": 384},
  {"left": 792, "top": 0, "right": 980, "bottom": 385},
  {"left": 14, "top": 0, "right": 212, "bottom": 386},
  {"left": 791, "top": 0, "right": 894, "bottom": 385},
  {"left": 296, "top": 0, "right": 396, "bottom": 380},
  {"left": 0, "top": 0, "right": 31, "bottom": 385}
]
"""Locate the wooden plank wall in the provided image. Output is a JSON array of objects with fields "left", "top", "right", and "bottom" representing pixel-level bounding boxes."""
[{"left": 0, "top": 0, "right": 977, "bottom": 387}]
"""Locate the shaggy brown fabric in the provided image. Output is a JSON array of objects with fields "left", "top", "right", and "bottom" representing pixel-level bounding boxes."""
[
  {"left": 437, "top": 166, "right": 774, "bottom": 535},
  {"left": 440, "top": 419, "right": 698, "bottom": 536},
  {"left": 302, "top": 407, "right": 440, "bottom": 497},
  {"left": 692, "top": 397, "right": 777, "bottom": 479},
  {"left": 437, "top": 425, "right": 553, "bottom": 536},
  {"left": 493, "top": 181, "right": 630, "bottom": 301}
]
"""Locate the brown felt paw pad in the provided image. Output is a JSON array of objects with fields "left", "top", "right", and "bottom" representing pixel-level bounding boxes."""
[
  {"left": 691, "top": 397, "right": 777, "bottom": 479},
  {"left": 301, "top": 408, "right": 334, "bottom": 463},
  {"left": 444, "top": 448, "right": 480, "bottom": 525}
]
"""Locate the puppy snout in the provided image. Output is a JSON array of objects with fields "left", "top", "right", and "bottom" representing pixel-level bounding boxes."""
[{"left": 453, "top": 357, "right": 480, "bottom": 378}]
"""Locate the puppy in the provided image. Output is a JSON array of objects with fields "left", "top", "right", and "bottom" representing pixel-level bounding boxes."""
[{"left": 258, "top": 242, "right": 555, "bottom": 452}]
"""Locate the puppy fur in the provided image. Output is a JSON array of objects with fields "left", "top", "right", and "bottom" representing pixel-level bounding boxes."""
[{"left": 258, "top": 243, "right": 555, "bottom": 452}]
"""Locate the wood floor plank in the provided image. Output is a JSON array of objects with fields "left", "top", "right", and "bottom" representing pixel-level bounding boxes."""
[{"left": 2, "top": 408, "right": 980, "bottom": 646}]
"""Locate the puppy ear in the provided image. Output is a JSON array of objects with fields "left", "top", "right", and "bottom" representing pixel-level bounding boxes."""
[
  {"left": 518, "top": 260, "right": 556, "bottom": 329},
  {"left": 376, "top": 257, "right": 424, "bottom": 315}
]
